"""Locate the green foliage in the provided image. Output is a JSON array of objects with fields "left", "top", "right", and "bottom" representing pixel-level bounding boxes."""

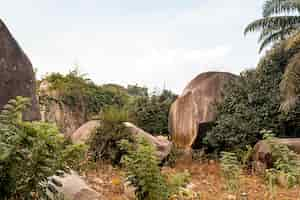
[
  {"left": 265, "top": 168, "right": 278, "bottom": 200},
  {"left": 220, "top": 152, "right": 241, "bottom": 193},
  {"left": 234, "top": 145, "right": 254, "bottom": 167},
  {"left": 60, "top": 142, "right": 88, "bottom": 172},
  {"left": 0, "top": 97, "right": 86, "bottom": 200},
  {"left": 279, "top": 34, "right": 300, "bottom": 112},
  {"left": 244, "top": 0, "right": 300, "bottom": 52},
  {"left": 164, "top": 145, "right": 183, "bottom": 167},
  {"left": 166, "top": 170, "right": 191, "bottom": 196},
  {"left": 41, "top": 69, "right": 130, "bottom": 117},
  {"left": 43, "top": 70, "right": 176, "bottom": 137},
  {"left": 127, "top": 84, "right": 148, "bottom": 97},
  {"left": 206, "top": 45, "right": 285, "bottom": 151},
  {"left": 119, "top": 138, "right": 170, "bottom": 200},
  {"left": 131, "top": 89, "right": 177, "bottom": 135},
  {"left": 89, "top": 106, "right": 133, "bottom": 164},
  {"left": 264, "top": 133, "right": 300, "bottom": 188},
  {"left": 120, "top": 137, "right": 194, "bottom": 200}
]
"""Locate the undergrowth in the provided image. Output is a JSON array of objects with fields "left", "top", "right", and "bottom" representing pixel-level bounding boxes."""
[{"left": 0, "top": 96, "right": 86, "bottom": 200}]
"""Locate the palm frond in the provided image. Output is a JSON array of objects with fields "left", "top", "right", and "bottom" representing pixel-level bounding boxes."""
[
  {"left": 263, "top": 0, "right": 300, "bottom": 17},
  {"left": 258, "top": 30, "right": 287, "bottom": 52},
  {"left": 244, "top": 16, "right": 300, "bottom": 35},
  {"left": 280, "top": 51, "right": 300, "bottom": 112}
]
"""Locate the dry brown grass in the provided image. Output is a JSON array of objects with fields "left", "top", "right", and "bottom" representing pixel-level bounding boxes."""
[{"left": 82, "top": 161, "right": 300, "bottom": 200}]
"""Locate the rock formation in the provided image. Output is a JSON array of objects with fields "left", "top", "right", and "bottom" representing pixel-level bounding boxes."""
[
  {"left": 39, "top": 80, "right": 87, "bottom": 136},
  {"left": 52, "top": 171, "right": 104, "bottom": 200},
  {"left": 124, "top": 122, "right": 172, "bottom": 161},
  {"left": 169, "top": 72, "right": 237, "bottom": 148},
  {"left": 71, "top": 120, "right": 100, "bottom": 144},
  {"left": 70, "top": 121, "right": 172, "bottom": 161},
  {"left": 0, "top": 19, "right": 40, "bottom": 120},
  {"left": 252, "top": 138, "right": 300, "bottom": 174}
]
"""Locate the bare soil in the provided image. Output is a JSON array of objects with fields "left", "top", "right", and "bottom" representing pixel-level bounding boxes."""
[{"left": 83, "top": 161, "right": 300, "bottom": 200}]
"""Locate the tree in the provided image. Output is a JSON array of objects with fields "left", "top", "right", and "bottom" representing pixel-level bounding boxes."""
[
  {"left": 244, "top": 0, "right": 300, "bottom": 52},
  {"left": 205, "top": 45, "right": 284, "bottom": 150},
  {"left": 279, "top": 32, "right": 300, "bottom": 112}
]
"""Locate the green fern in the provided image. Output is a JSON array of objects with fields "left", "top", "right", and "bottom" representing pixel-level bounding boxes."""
[
  {"left": 220, "top": 151, "right": 241, "bottom": 193},
  {"left": 119, "top": 138, "right": 170, "bottom": 200},
  {"left": 263, "top": 131, "right": 300, "bottom": 188},
  {"left": 0, "top": 97, "right": 86, "bottom": 200}
]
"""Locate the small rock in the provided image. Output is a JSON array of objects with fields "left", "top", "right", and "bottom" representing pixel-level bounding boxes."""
[
  {"left": 92, "top": 178, "right": 104, "bottom": 185},
  {"left": 124, "top": 182, "right": 136, "bottom": 200},
  {"left": 209, "top": 160, "right": 215, "bottom": 165},
  {"left": 226, "top": 194, "right": 236, "bottom": 200},
  {"left": 186, "top": 183, "right": 195, "bottom": 189}
]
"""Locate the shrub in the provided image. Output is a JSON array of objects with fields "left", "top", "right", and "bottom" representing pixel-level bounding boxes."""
[
  {"left": 119, "top": 138, "right": 170, "bottom": 200},
  {"left": 163, "top": 145, "right": 183, "bottom": 167},
  {"left": 89, "top": 106, "right": 133, "bottom": 164},
  {"left": 220, "top": 151, "right": 241, "bottom": 193},
  {"left": 166, "top": 170, "right": 191, "bottom": 195},
  {"left": 130, "top": 89, "right": 177, "bottom": 135},
  {"left": 120, "top": 137, "right": 196, "bottom": 200},
  {"left": 0, "top": 96, "right": 86, "bottom": 200},
  {"left": 263, "top": 133, "right": 300, "bottom": 188},
  {"left": 41, "top": 69, "right": 130, "bottom": 118}
]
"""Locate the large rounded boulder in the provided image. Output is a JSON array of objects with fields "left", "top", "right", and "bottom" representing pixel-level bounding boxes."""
[
  {"left": 0, "top": 19, "right": 40, "bottom": 120},
  {"left": 169, "top": 72, "right": 237, "bottom": 148},
  {"left": 71, "top": 120, "right": 100, "bottom": 144}
]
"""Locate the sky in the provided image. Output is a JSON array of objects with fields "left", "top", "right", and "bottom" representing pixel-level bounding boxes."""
[{"left": 1, "top": 0, "right": 265, "bottom": 93}]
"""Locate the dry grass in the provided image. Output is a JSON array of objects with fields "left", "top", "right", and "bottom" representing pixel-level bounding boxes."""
[{"left": 82, "top": 161, "right": 300, "bottom": 200}]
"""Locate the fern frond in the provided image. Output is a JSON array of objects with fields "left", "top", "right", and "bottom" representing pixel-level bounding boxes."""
[{"left": 0, "top": 96, "right": 30, "bottom": 124}]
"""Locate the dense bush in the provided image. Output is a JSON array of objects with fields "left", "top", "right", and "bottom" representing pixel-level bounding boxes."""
[
  {"left": 41, "top": 69, "right": 130, "bottom": 117},
  {"left": 131, "top": 89, "right": 177, "bottom": 135},
  {"left": 42, "top": 70, "right": 176, "bottom": 137},
  {"left": 89, "top": 106, "right": 133, "bottom": 164},
  {"left": 263, "top": 133, "right": 300, "bottom": 188},
  {"left": 119, "top": 138, "right": 170, "bottom": 200},
  {"left": 220, "top": 152, "right": 241, "bottom": 193},
  {"left": 0, "top": 97, "right": 87, "bottom": 200},
  {"left": 120, "top": 137, "right": 195, "bottom": 200},
  {"left": 205, "top": 44, "right": 286, "bottom": 150},
  {"left": 127, "top": 84, "right": 148, "bottom": 97}
]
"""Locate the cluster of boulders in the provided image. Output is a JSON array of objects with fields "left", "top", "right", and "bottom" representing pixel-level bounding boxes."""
[{"left": 3, "top": 17, "right": 300, "bottom": 199}]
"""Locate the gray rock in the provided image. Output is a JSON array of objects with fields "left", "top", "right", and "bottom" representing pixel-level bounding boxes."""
[
  {"left": 39, "top": 80, "right": 86, "bottom": 136},
  {"left": 52, "top": 171, "right": 105, "bottom": 200},
  {"left": 0, "top": 19, "right": 40, "bottom": 120}
]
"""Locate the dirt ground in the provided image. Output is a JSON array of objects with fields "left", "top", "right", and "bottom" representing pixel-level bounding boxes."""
[{"left": 83, "top": 161, "right": 300, "bottom": 200}]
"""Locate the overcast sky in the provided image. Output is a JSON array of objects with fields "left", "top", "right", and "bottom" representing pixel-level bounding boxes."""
[{"left": 1, "top": 0, "right": 265, "bottom": 93}]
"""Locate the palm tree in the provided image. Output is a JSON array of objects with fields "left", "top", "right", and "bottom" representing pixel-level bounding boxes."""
[
  {"left": 279, "top": 32, "right": 300, "bottom": 112},
  {"left": 245, "top": 0, "right": 300, "bottom": 52}
]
